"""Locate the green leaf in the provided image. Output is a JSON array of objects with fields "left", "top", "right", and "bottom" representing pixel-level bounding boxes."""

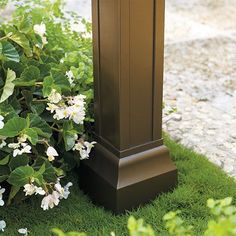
[
  {"left": 28, "top": 113, "right": 52, "bottom": 139},
  {"left": 34, "top": 163, "right": 46, "bottom": 185},
  {"left": 0, "top": 42, "right": 2, "bottom": 54},
  {"left": 42, "top": 76, "right": 53, "bottom": 97},
  {"left": 18, "top": 15, "right": 31, "bottom": 33},
  {"left": 33, "top": 158, "right": 57, "bottom": 182},
  {"left": 53, "top": 72, "right": 71, "bottom": 93},
  {"left": 0, "top": 117, "right": 27, "bottom": 137},
  {"left": 63, "top": 121, "right": 77, "bottom": 151},
  {"left": 0, "top": 155, "right": 10, "bottom": 165},
  {"left": 1, "top": 41, "right": 20, "bottom": 62},
  {"left": 7, "top": 166, "right": 34, "bottom": 186},
  {"left": 14, "top": 65, "right": 40, "bottom": 87},
  {"left": 3, "top": 61, "right": 24, "bottom": 78},
  {"left": 9, "top": 154, "right": 29, "bottom": 171},
  {"left": 0, "top": 166, "right": 9, "bottom": 182},
  {"left": 9, "top": 32, "right": 32, "bottom": 57},
  {"left": 7, "top": 186, "right": 20, "bottom": 205},
  {"left": 0, "top": 69, "right": 16, "bottom": 103},
  {"left": 0, "top": 175, "right": 8, "bottom": 182},
  {"left": 23, "top": 127, "right": 38, "bottom": 145}
]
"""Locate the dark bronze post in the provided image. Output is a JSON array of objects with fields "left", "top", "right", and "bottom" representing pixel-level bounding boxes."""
[{"left": 79, "top": 0, "right": 177, "bottom": 213}]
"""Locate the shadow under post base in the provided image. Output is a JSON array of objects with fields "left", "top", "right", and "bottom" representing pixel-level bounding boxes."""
[{"left": 79, "top": 143, "right": 177, "bottom": 214}]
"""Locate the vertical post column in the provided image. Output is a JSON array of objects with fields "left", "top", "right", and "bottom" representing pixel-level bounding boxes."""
[{"left": 79, "top": 0, "right": 177, "bottom": 214}]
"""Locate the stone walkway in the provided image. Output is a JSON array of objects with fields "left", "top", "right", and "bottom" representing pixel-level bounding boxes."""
[{"left": 71, "top": 0, "right": 236, "bottom": 177}]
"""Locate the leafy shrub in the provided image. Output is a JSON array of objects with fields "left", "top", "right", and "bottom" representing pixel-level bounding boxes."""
[{"left": 0, "top": 0, "right": 94, "bottom": 214}]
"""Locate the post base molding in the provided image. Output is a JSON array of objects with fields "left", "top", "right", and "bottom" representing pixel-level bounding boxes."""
[{"left": 79, "top": 144, "right": 177, "bottom": 214}]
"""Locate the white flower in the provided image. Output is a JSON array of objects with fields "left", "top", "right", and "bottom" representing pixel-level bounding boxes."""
[
  {"left": 73, "top": 142, "right": 83, "bottom": 152},
  {"left": 42, "top": 36, "right": 48, "bottom": 45},
  {"left": 0, "top": 186, "right": 5, "bottom": 206},
  {"left": 0, "top": 220, "right": 6, "bottom": 232},
  {"left": 35, "top": 187, "right": 46, "bottom": 196},
  {"left": 60, "top": 58, "right": 64, "bottom": 64},
  {"left": 55, "top": 181, "right": 73, "bottom": 200},
  {"left": 67, "top": 105, "right": 86, "bottom": 125},
  {"left": 41, "top": 191, "right": 60, "bottom": 210},
  {"left": 23, "top": 184, "right": 45, "bottom": 196},
  {"left": 18, "top": 228, "right": 28, "bottom": 235},
  {"left": 48, "top": 89, "right": 62, "bottom": 104},
  {"left": 18, "top": 134, "right": 28, "bottom": 143},
  {"left": 46, "top": 103, "right": 59, "bottom": 113},
  {"left": 0, "top": 115, "right": 4, "bottom": 129},
  {"left": 84, "top": 141, "right": 96, "bottom": 154},
  {"left": 8, "top": 142, "right": 21, "bottom": 149},
  {"left": 0, "top": 140, "right": 6, "bottom": 149},
  {"left": 68, "top": 94, "right": 86, "bottom": 106},
  {"left": 12, "top": 143, "right": 31, "bottom": 157},
  {"left": 46, "top": 146, "right": 59, "bottom": 162},
  {"left": 23, "top": 184, "right": 36, "bottom": 196},
  {"left": 73, "top": 141, "right": 96, "bottom": 160},
  {"left": 34, "top": 22, "right": 46, "bottom": 37},
  {"left": 53, "top": 107, "right": 68, "bottom": 120}
]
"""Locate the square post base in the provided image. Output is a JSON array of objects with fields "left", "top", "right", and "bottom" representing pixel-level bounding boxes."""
[{"left": 79, "top": 144, "right": 177, "bottom": 214}]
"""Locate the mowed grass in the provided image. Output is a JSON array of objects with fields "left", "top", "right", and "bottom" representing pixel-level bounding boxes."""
[{"left": 2, "top": 135, "right": 236, "bottom": 236}]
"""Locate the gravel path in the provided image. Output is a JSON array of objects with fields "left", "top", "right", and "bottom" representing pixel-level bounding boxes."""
[
  {"left": 2, "top": 1, "right": 236, "bottom": 177},
  {"left": 164, "top": 0, "right": 236, "bottom": 177}
]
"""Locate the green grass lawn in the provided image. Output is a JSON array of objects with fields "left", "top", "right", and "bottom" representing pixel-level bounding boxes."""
[{"left": 2, "top": 135, "right": 236, "bottom": 236}]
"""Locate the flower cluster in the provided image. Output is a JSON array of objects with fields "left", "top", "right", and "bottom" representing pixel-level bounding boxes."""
[
  {"left": 8, "top": 135, "right": 31, "bottom": 157},
  {"left": 73, "top": 140, "right": 96, "bottom": 160},
  {"left": 46, "top": 90, "right": 86, "bottom": 125},
  {"left": 41, "top": 181, "right": 73, "bottom": 211},
  {"left": 23, "top": 183, "right": 46, "bottom": 196},
  {"left": 23, "top": 179, "right": 72, "bottom": 211}
]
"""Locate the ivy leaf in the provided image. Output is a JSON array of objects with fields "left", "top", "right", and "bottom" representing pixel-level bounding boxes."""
[
  {"left": 0, "top": 117, "right": 27, "bottom": 137},
  {"left": 14, "top": 65, "right": 40, "bottom": 87},
  {"left": 1, "top": 41, "right": 20, "bottom": 62},
  {"left": 23, "top": 127, "right": 38, "bottom": 145},
  {"left": 0, "top": 69, "right": 16, "bottom": 103},
  {"left": 9, "top": 32, "right": 32, "bottom": 57},
  {"left": 7, "top": 166, "right": 34, "bottom": 187}
]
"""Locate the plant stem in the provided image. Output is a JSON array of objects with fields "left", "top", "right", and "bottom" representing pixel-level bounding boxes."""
[{"left": 51, "top": 126, "right": 62, "bottom": 133}]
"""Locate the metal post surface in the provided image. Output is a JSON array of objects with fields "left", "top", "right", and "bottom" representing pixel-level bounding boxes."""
[{"left": 79, "top": 0, "right": 178, "bottom": 214}]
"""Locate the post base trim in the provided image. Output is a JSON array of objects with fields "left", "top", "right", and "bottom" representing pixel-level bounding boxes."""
[{"left": 79, "top": 144, "right": 177, "bottom": 214}]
